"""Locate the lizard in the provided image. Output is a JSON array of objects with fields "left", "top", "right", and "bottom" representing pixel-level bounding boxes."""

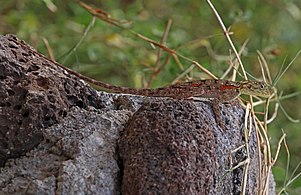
[{"left": 18, "top": 39, "right": 274, "bottom": 129}]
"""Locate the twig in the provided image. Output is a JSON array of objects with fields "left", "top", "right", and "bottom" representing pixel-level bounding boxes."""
[
  {"left": 42, "top": 38, "right": 55, "bottom": 61},
  {"left": 172, "top": 65, "right": 195, "bottom": 84},
  {"left": 147, "top": 19, "right": 173, "bottom": 87},
  {"left": 76, "top": 0, "right": 217, "bottom": 80}
]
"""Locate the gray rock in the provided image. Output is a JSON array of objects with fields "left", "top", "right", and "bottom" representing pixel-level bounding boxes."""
[{"left": 0, "top": 34, "right": 275, "bottom": 194}]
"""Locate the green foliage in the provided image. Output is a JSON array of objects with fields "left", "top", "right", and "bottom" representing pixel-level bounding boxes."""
[{"left": 1, "top": 0, "right": 301, "bottom": 193}]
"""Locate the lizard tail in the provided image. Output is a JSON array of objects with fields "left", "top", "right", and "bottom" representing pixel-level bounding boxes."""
[
  {"left": 21, "top": 41, "right": 170, "bottom": 97},
  {"left": 53, "top": 60, "right": 161, "bottom": 96}
]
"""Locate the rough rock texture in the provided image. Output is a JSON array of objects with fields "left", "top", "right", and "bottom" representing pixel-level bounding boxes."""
[
  {"left": 0, "top": 107, "right": 130, "bottom": 194},
  {"left": 118, "top": 99, "right": 276, "bottom": 195},
  {"left": 118, "top": 100, "right": 216, "bottom": 194},
  {"left": 0, "top": 34, "right": 105, "bottom": 166},
  {"left": 0, "top": 34, "right": 276, "bottom": 194}
]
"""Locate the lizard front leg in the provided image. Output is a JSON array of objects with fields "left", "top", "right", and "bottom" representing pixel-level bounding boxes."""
[
  {"left": 212, "top": 91, "right": 241, "bottom": 131},
  {"left": 212, "top": 98, "right": 225, "bottom": 131}
]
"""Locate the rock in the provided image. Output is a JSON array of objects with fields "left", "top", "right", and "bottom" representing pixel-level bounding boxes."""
[
  {"left": 0, "top": 34, "right": 105, "bottom": 166},
  {"left": 0, "top": 34, "right": 276, "bottom": 194},
  {"left": 118, "top": 99, "right": 216, "bottom": 194}
]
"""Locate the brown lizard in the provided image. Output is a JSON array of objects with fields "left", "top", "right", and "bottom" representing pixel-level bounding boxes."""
[{"left": 18, "top": 40, "right": 274, "bottom": 129}]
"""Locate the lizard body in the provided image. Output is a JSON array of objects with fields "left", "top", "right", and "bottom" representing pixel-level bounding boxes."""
[
  {"left": 83, "top": 78, "right": 272, "bottom": 100},
  {"left": 18, "top": 40, "right": 273, "bottom": 100},
  {"left": 75, "top": 75, "right": 272, "bottom": 129},
  {"left": 19, "top": 39, "right": 274, "bottom": 129}
]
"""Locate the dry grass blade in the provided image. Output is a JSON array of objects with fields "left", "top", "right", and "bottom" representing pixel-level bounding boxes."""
[
  {"left": 206, "top": 0, "right": 247, "bottom": 79},
  {"left": 272, "top": 130, "right": 286, "bottom": 165},
  {"left": 240, "top": 103, "right": 252, "bottom": 195},
  {"left": 277, "top": 132, "right": 290, "bottom": 195},
  {"left": 222, "top": 103, "right": 253, "bottom": 195},
  {"left": 277, "top": 91, "right": 301, "bottom": 100},
  {"left": 257, "top": 51, "right": 272, "bottom": 84},
  {"left": 221, "top": 39, "right": 249, "bottom": 80},
  {"left": 269, "top": 129, "right": 301, "bottom": 195},
  {"left": 42, "top": 38, "right": 55, "bottom": 61},
  {"left": 275, "top": 91, "right": 300, "bottom": 123},
  {"left": 273, "top": 49, "right": 301, "bottom": 86},
  {"left": 174, "top": 53, "right": 217, "bottom": 79},
  {"left": 263, "top": 96, "right": 271, "bottom": 131},
  {"left": 171, "top": 65, "right": 195, "bottom": 84},
  {"left": 266, "top": 101, "right": 279, "bottom": 124},
  {"left": 58, "top": 17, "right": 96, "bottom": 64},
  {"left": 255, "top": 116, "right": 272, "bottom": 195},
  {"left": 279, "top": 103, "right": 300, "bottom": 123},
  {"left": 287, "top": 161, "right": 301, "bottom": 188},
  {"left": 220, "top": 49, "right": 235, "bottom": 80},
  {"left": 254, "top": 116, "right": 263, "bottom": 193}
]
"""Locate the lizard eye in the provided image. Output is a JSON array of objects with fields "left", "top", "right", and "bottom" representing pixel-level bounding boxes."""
[{"left": 260, "top": 84, "right": 265, "bottom": 89}]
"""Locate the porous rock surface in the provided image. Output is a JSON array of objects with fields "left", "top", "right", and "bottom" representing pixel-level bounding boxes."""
[
  {"left": 0, "top": 34, "right": 105, "bottom": 166},
  {"left": 0, "top": 34, "right": 275, "bottom": 194},
  {"left": 118, "top": 100, "right": 216, "bottom": 194},
  {"left": 119, "top": 99, "right": 276, "bottom": 195}
]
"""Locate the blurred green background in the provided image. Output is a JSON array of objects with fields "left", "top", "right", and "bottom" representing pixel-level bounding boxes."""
[{"left": 1, "top": 0, "right": 301, "bottom": 193}]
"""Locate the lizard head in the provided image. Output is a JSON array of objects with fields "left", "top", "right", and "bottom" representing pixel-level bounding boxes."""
[{"left": 239, "top": 80, "right": 275, "bottom": 98}]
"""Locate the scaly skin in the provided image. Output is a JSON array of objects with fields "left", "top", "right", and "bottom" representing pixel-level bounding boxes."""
[
  {"left": 238, "top": 80, "right": 273, "bottom": 98},
  {"left": 19, "top": 39, "right": 274, "bottom": 130},
  {"left": 18, "top": 39, "right": 273, "bottom": 99}
]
